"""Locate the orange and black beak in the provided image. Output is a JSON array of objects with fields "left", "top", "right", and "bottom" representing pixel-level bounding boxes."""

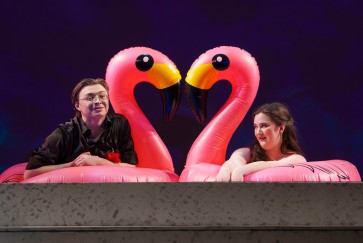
[
  {"left": 185, "top": 63, "right": 218, "bottom": 124},
  {"left": 147, "top": 62, "right": 182, "bottom": 122}
]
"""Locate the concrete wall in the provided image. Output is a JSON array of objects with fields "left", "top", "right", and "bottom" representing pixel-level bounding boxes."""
[{"left": 1, "top": 183, "right": 362, "bottom": 242}]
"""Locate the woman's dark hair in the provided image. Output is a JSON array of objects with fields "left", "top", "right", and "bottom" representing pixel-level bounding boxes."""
[
  {"left": 71, "top": 78, "right": 109, "bottom": 116},
  {"left": 250, "top": 102, "right": 304, "bottom": 162}
]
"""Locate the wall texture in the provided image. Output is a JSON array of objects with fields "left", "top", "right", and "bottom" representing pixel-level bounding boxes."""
[{"left": 1, "top": 183, "right": 362, "bottom": 242}]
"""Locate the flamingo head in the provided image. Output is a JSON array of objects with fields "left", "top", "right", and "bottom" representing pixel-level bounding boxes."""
[
  {"left": 185, "top": 46, "right": 260, "bottom": 124},
  {"left": 106, "top": 47, "right": 182, "bottom": 122}
]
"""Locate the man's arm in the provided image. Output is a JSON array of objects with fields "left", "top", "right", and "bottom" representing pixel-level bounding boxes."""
[
  {"left": 72, "top": 152, "right": 136, "bottom": 167},
  {"left": 25, "top": 127, "right": 70, "bottom": 179},
  {"left": 24, "top": 161, "right": 74, "bottom": 179}
]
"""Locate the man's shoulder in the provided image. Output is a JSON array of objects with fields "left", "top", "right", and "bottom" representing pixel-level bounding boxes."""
[
  {"left": 56, "top": 117, "right": 79, "bottom": 133},
  {"left": 43, "top": 117, "right": 77, "bottom": 143},
  {"left": 108, "top": 113, "right": 127, "bottom": 121}
]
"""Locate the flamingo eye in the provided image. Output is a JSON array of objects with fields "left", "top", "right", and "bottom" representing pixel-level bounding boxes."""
[
  {"left": 212, "top": 54, "right": 229, "bottom": 71},
  {"left": 136, "top": 54, "right": 154, "bottom": 71}
]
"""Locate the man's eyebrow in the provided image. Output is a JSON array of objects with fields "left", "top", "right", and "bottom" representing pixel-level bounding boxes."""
[{"left": 83, "top": 91, "right": 107, "bottom": 96}]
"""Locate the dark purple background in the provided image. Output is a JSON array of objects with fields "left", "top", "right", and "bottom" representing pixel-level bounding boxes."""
[{"left": 1, "top": 1, "right": 362, "bottom": 176}]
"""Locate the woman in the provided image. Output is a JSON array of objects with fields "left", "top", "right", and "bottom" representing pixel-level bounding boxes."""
[
  {"left": 216, "top": 102, "right": 306, "bottom": 182},
  {"left": 24, "top": 78, "right": 138, "bottom": 179}
]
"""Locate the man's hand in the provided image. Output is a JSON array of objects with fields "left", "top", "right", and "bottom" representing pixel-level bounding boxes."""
[{"left": 73, "top": 152, "right": 99, "bottom": 166}]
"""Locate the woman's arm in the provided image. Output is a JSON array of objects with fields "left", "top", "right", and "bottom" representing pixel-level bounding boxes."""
[
  {"left": 215, "top": 148, "right": 251, "bottom": 182},
  {"left": 231, "top": 154, "right": 306, "bottom": 181}
]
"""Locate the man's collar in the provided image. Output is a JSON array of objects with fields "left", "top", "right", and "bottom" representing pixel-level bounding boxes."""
[{"left": 77, "top": 115, "right": 112, "bottom": 137}]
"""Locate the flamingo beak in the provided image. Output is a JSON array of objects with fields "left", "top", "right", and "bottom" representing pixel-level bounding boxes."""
[
  {"left": 148, "top": 63, "right": 181, "bottom": 122},
  {"left": 185, "top": 63, "right": 217, "bottom": 124},
  {"left": 160, "top": 82, "right": 181, "bottom": 122},
  {"left": 185, "top": 83, "right": 208, "bottom": 124}
]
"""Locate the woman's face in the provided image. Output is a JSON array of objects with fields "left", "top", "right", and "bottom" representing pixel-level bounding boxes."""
[
  {"left": 75, "top": 84, "right": 109, "bottom": 121},
  {"left": 254, "top": 113, "right": 284, "bottom": 152}
]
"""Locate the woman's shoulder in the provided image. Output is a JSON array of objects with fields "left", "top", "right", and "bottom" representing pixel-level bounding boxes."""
[
  {"left": 283, "top": 151, "right": 303, "bottom": 157},
  {"left": 232, "top": 147, "right": 251, "bottom": 154},
  {"left": 283, "top": 152, "right": 295, "bottom": 157},
  {"left": 231, "top": 147, "right": 252, "bottom": 160},
  {"left": 282, "top": 153, "right": 307, "bottom": 163}
]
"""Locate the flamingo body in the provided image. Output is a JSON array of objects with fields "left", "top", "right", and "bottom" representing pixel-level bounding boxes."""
[
  {"left": 106, "top": 47, "right": 181, "bottom": 172},
  {"left": 184, "top": 46, "right": 260, "bottom": 167}
]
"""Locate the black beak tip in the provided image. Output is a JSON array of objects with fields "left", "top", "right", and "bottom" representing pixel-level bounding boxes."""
[
  {"left": 163, "top": 113, "right": 173, "bottom": 122},
  {"left": 185, "top": 82, "right": 208, "bottom": 125},
  {"left": 161, "top": 82, "right": 181, "bottom": 122},
  {"left": 197, "top": 115, "right": 206, "bottom": 125}
]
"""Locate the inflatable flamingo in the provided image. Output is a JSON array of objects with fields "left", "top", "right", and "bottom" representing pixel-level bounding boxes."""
[
  {"left": 179, "top": 46, "right": 361, "bottom": 182},
  {"left": 0, "top": 163, "right": 27, "bottom": 183},
  {"left": 105, "top": 47, "right": 181, "bottom": 173},
  {"left": 1, "top": 47, "right": 181, "bottom": 183}
]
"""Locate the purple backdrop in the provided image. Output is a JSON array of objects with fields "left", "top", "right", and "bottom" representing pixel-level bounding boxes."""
[{"left": 1, "top": 1, "right": 362, "bottom": 175}]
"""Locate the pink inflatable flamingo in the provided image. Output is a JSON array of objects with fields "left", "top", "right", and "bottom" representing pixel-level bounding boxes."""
[
  {"left": 106, "top": 47, "right": 181, "bottom": 173},
  {"left": 179, "top": 46, "right": 361, "bottom": 182},
  {"left": 179, "top": 46, "right": 259, "bottom": 181}
]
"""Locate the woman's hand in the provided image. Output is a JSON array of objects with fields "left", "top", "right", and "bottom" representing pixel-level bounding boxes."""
[
  {"left": 215, "top": 166, "right": 232, "bottom": 182},
  {"left": 231, "top": 161, "right": 273, "bottom": 182},
  {"left": 231, "top": 165, "right": 245, "bottom": 182},
  {"left": 215, "top": 148, "right": 251, "bottom": 182}
]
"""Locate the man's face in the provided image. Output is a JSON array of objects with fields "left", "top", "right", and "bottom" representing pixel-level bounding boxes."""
[{"left": 75, "top": 84, "right": 109, "bottom": 121}]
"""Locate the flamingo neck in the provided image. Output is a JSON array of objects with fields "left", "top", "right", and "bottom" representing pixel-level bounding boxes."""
[
  {"left": 117, "top": 93, "right": 174, "bottom": 172},
  {"left": 186, "top": 83, "right": 256, "bottom": 166}
]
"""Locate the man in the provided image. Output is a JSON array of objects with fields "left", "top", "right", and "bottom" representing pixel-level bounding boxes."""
[{"left": 24, "top": 78, "right": 138, "bottom": 179}]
